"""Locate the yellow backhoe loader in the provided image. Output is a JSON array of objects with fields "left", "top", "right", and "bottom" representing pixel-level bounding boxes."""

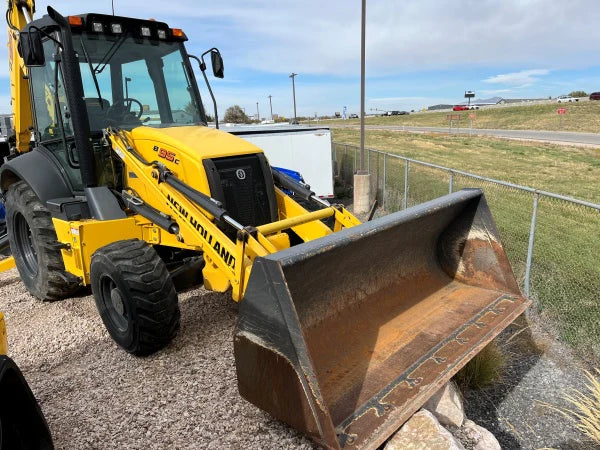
[{"left": 2, "top": 1, "right": 529, "bottom": 448}]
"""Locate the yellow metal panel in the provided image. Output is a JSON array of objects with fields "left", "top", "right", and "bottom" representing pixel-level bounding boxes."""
[
  {"left": 130, "top": 125, "right": 263, "bottom": 160},
  {"left": 8, "top": 0, "right": 35, "bottom": 153},
  {"left": 0, "top": 312, "right": 7, "bottom": 355},
  {"left": 202, "top": 256, "right": 231, "bottom": 293},
  {"left": 334, "top": 207, "right": 362, "bottom": 228},
  {"left": 266, "top": 233, "right": 290, "bottom": 251},
  {"left": 0, "top": 257, "right": 16, "bottom": 272},
  {"left": 109, "top": 130, "right": 242, "bottom": 292},
  {"left": 53, "top": 217, "right": 145, "bottom": 285},
  {"left": 275, "top": 189, "right": 332, "bottom": 241}
]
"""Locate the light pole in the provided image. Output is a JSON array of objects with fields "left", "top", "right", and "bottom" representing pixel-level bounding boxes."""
[
  {"left": 268, "top": 95, "right": 273, "bottom": 121},
  {"left": 359, "top": 0, "right": 366, "bottom": 172},
  {"left": 256, "top": 102, "right": 259, "bottom": 122},
  {"left": 289, "top": 73, "right": 297, "bottom": 122},
  {"left": 124, "top": 77, "right": 132, "bottom": 99},
  {"left": 353, "top": 0, "right": 371, "bottom": 215}
]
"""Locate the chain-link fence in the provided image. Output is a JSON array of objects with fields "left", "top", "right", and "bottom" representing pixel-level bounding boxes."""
[{"left": 332, "top": 142, "right": 600, "bottom": 361}]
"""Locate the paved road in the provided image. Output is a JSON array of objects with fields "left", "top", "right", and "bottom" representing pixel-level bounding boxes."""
[{"left": 330, "top": 124, "right": 600, "bottom": 147}]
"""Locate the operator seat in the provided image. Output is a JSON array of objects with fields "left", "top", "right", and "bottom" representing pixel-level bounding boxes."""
[{"left": 84, "top": 98, "right": 110, "bottom": 132}]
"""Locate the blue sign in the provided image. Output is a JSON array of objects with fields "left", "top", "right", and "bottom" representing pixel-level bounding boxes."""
[{"left": 343, "top": 106, "right": 347, "bottom": 120}]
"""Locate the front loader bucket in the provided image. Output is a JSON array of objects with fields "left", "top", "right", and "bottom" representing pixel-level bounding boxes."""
[{"left": 234, "top": 189, "right": 529, "bottom": 450}]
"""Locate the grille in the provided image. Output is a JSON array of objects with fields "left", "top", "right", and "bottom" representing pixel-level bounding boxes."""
[{"left": 206, "top": 154, "right": 276, "bottom": 228}]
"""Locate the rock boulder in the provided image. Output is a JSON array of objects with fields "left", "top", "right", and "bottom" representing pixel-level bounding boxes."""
[{"left": 385, "top": 409, "right": 465, "bottom": 450}]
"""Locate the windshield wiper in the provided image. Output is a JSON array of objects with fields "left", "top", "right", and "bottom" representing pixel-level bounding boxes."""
[
  {"left": 79, "top": 37, "right": 104, "bottom": 110},
  {"left": 94, "top": 32, "right": 128, "bottom": 74}
]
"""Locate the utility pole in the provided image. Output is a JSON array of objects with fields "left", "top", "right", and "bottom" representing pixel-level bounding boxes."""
[
  {"left": 359, "top": 0, "right": 366, "bottom": 172},
  {"left": 353, "top": 0, "right": 371, "bottom": 215},
  {"left": 256, "top": 102, "right": 259, "bottom": 121},
  {"left": 289, "top": 73, "right": 297, "bottom": 122},
  {"left": 268, "top": 95, "right": 273, "bottom": 120}
]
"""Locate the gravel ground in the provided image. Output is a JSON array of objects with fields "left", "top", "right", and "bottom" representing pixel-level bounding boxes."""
[
  {"left": 0, "top": 268, "right": 315, "bottom": 449},
  {"left": 0, "top": 260, "right": 593, "bottom": 449}
]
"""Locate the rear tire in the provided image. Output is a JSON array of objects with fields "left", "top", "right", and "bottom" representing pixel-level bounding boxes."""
[
  {"left": 5, "top": 181, "right": 80, "bottom": 300},
  {"left": 90, "top": 239, "right": 180, "bottom": 355}
]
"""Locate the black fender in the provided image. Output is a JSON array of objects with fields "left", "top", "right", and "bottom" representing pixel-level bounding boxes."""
[
  {"left": 0, "top": 355, "right": 54, "bottom": 449},
  {"left": 0, "top": 149, "right": 72, "bottom": 204}
]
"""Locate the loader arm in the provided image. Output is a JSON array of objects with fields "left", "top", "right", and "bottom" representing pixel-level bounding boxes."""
[
  {"left": 105, "top": 128, "right": 359, "bottom": 300},
  {"left": 7, "top": 0, "right": 36, "bottom": 153}
]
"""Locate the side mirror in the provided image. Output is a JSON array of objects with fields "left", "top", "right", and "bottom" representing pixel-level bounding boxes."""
[
  {"left": 210, "top": 49, "right": 224, "bottom": 79},
  {"left": 18, "top": 30, "right": 45, "bottom": 66}
]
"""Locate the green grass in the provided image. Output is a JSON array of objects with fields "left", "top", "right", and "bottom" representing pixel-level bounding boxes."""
[
  {"left": 454, "top": 341, "right": 506, "bottom": 390},
  {"left": 323, "top": 100, "right": 600, "bottom": 133},
  {"left": 332, "top": 129, "right": 600, "bottom": 203},
  {"left": 332, "top": 130, "right": 600, "bottom": 360}
]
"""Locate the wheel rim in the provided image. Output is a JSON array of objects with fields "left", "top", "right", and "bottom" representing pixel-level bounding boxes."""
[
  {"left": 13, "top": 211, "right": 38, "bottom": 277},
  {"left": 99, "top": 275, "right": 129, "bottom": 333}
]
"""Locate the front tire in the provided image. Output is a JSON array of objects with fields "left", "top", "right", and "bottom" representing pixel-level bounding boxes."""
[
  {"left": 5, "top": 181, "right": 80, "bottom": 300},
  {"left": 90, "top": 239, "right": 180, "bottom": 355}
]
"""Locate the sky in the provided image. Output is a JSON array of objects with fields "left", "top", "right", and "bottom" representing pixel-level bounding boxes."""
[{"left": 2, "top": 0, "right": 600, "bottom": 118}]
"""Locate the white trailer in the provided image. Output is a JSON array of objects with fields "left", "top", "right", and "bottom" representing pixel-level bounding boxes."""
[{"left": 226, "top": 125, "right": 335, "bottom": 198}]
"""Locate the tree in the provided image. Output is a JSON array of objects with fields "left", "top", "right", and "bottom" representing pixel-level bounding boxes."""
[
  {"left": 223, "top": 105, "right": 250, "bottom": 124},
  {"left": 184, "top": 101, "right": 213, "bottom": 122},
  {"left": 569, "top": 90, "right": 588, "bottom": 98}
]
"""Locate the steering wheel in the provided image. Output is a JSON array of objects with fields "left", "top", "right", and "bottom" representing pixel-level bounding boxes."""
[
  {"left": 107, "top": 97, "right": 144, "bottom": 123},
  {"left": 123, "top": 98, "right": 144, "bottom": 119}
]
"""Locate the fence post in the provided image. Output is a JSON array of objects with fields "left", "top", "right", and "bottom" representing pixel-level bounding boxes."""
[
  {"left": 376, "top": 152, "right": 380, "bottom": 203},
  {"left": 524, "top": 192, "right": 539, "bottom": 298},
  {"left": 367, "top": 148, "right": 371, "bottom": 173},
  {"left": 449, "top": 170, "right": 454, "bottom": 194},
  {"left": 353, "top": 145, "right": 357, "bottom": 173},
  {"left": 382, "top": 153, "right": 387, "bottom": 210},
  {"left": 403, "top": 160, "right": 409, "bottom": 209}
]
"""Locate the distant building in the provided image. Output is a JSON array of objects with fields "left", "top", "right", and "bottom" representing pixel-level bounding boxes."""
[{"left": 427, "top": 104, "right": 454, "bottom": 111}]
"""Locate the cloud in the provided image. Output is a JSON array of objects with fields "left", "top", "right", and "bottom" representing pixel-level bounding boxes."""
[
  {"left": 2, "top": 1, "right": 599, "bottom": 115},
  {"left": 479, "top": 88, "right": 516, "bottom": 96},
  {"left": 483, "top": 70, "right": 550, "bottom": 86},
  {"left": 19, "top": 0, "right": 600, "bottom": 77}
]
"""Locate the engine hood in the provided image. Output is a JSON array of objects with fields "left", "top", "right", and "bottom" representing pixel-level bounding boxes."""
[{"left": 130, "top": 125, "right": 263, "bottom": 159}]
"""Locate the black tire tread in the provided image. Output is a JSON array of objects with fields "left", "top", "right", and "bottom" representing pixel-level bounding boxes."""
[
  {"left": 92, "top": 239, "right": 180, "bottom": 355},
  {"left": 5, "top": 181, "right": 80, "bottom": 300}
]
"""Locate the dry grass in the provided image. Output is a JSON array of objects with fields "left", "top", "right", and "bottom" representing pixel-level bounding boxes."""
[
  {"left": 541, "top": 369, "right": 600, "bottom": 445},
  {"left": 561, "top": 369, "right": 600, "bottom": 444},
  {"left": 454, "top": 341, "right": 506, "bottom": 390}
]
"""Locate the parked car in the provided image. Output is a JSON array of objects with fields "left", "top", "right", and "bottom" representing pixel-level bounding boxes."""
[
  {"left": 589, "top": 92, "right": 600, "bottom": 100},
  {"left": 453, "top": 105, "right": 469, "bottom": 111},
  {"left": 349, "top": 113, "right": 359, "bottom": 119},
  {"left": 468, "top": 105, "right": 479, "bottom": 110},
  {"left": 556, "top": 95, "right": 578, "bottom": 103}
]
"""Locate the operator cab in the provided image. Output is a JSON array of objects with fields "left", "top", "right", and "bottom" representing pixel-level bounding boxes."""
[{"left": 19, "top": 11, "right": 207, "bottom": 193}]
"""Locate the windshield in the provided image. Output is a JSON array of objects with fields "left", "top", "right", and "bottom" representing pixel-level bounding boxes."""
[{"left": 72, "top": 32, "right": 206, "bottom": 132}]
